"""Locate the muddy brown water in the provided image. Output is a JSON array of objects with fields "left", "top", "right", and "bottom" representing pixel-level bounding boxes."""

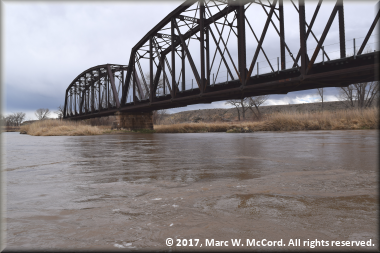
[{"left": 3, "top": 130, "right": 378, "bottom": 251}]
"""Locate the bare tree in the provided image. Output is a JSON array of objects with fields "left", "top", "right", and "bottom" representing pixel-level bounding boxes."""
[
  {"left": 56, "top": 105, "right": 64, "bottom": 120},
  {"left": 338, "top": 85, "right": 355, "bottom": 108},
  {"left": 338, "top": 81, "right": 379, "bottom": 109},
  {"left": 226, "top": 99, "right": 240, "bottom": 121},
  {"left": 35, "top": 108, "right": 51, "bottom": 120},
  {"left": 240, "top": 98, "right": 250, "bottom": 120},
  {"left": 152, "top": 109, "right": 168, "bottom": 125},
  {"left": 247, "top": 95, "right": 269, "bottom": 120},
  {"left": 337, "top": 47, "right": 379, "bottom": 109},
  {"left": 225, "top": 98, "right": 250, "bottom": 121},
  {"left": 14, "top": 112, "right": 26, "bottom": 126},
  {"left": 1, "top": 112, "right": 25, "bottom": 126},
  {"left": 6, "top": 114, "right": 17, "bottom": 126},
  {"left": 4, "top": 114, "right": 16, "bottom": 126},
  {"left": 316, "top": 88, "right": 324, "bottom": 112}
]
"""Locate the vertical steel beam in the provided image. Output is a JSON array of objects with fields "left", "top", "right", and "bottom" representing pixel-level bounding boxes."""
[
  {"left": 133, "top": 67, "right": 136, "bottom": 104},
  {"left": 246, "top": 0, "right": 278, "bottom": 81},
  {"left": 171, "top": 18, "right": 176, "bottom": 98},
  {"left": 71, "top": 90, "right": 74, "bottom": 115},
  {"left": 149, "top": 36, "right": 154, "bottom": 102},
  {"left": 163, "top": 56, "right": 166, "bottom": 95},
  {"left": 200, "top": 0, "right": 205, "bottom": 92},
  {"left": 279, "top": 0, "right": 285, "bottom": 70},
  {"left": 307, "top": 1, "right": 339, "bottom": 73},
  {"left": 338, "top": 0, "right": 346, "bottom": 58},
  {"left": 74, "top": 85, "right": 77, "bottom": 115},
  {"left": 68, "top": 90, "right": 71, "bottom": 115},
  {"left": 259, "top": 0, "right": 299, "bottom": 68},
  {"left": 292, "top": 0, "right": 325, "bottom": 67},
  {"left": 79, "top": 80, "right": 84, "bottom": 115},
  {"left": 299, "top": 0, "right": 307, "bottom": 76},
  {"left": 237, "top": 3, "right": 247, "bottom": 85},
  {"left": 70, "top": 90, "right": 73, "bottom": 115},
  {"left": 121, "top": 70, "right": 124, "bottom": 104},
  {"left": 91, "top": 74, "right": 95, "bottom": 112},
  {"left": 83, "top": 89, "right": 86, "bottom": 114},
  {"left": 98, "top": 70, "right": 101, "bottom": 111},
  {"left": 182, "top": 46, "right": 185, "bottom": 91},
  {"left": 82, "top": 80, "right": 86, "bottom": 114},
  {"left": 106, "top": 72, "right": 109, "bottom": 109},
  {"left": 86, "top": 85, "right": 89, "bottom": 113},
  {"left": 174, "top": 20, "right": 202, "bottom": 89},
  {"left": 206, "top": 25, "right": 210, "bottom": 88}
]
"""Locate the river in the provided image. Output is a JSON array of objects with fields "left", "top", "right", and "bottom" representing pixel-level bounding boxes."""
[{"left": 3, "top": 130, "right": 378, "bottom": 251}]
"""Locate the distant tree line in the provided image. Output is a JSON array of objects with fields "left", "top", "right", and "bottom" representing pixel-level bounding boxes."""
[
  {"left": 315, "top": 81, "right": 379, "bottom": 112},
  {"left": 1, "top": 106, "right": 65, "bottom": 127},
  {"left": 1, "top": 112, "right": 26, "bottom": 126}
]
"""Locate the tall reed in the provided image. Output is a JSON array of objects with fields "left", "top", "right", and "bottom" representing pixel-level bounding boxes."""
[{"left": 20, "top": 120, "right": 103, "bottom": 136}]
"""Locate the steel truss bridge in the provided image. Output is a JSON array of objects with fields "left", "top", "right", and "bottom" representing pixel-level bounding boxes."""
[{"left": 63, "top": 0, "right": 379, "bottom": 120}]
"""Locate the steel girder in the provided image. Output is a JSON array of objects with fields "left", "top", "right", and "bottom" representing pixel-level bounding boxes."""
[
  {"left": 63, "top": 64, "right": 128, "bottom": 118},
  {"left": 64, "top": 0, "right": 379, "bottom": 120}
]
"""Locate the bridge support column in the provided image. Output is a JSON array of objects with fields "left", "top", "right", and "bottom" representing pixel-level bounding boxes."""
[{"left": 113, "top": 111, "right": 153, "bottom": 130}]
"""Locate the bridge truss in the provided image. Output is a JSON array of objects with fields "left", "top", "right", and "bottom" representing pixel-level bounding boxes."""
[{"left": 64, "top": 0, "right": 379, "bottom": 119}]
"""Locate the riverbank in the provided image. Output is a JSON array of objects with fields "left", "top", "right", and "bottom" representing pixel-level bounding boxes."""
[
  {"left": 18, "top": 108, "right": 378, "bottom": 136},
  {"left": 1, "top": 126, "right": 20, "bottom": 132},
  {"left": 19, "top": 120, "right": 103, "bottom": 136},
  {"left": 155, "top": 108, "right": 378, "bottom": 133}
]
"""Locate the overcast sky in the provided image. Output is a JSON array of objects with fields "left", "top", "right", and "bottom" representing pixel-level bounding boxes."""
[{"left": 1, "top": 0, "right": 378, "bottom": 120}]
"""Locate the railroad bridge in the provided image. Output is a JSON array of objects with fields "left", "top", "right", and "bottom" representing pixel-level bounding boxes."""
[{"left": 63, "top": 0, "right": 379, "bottom": 130}]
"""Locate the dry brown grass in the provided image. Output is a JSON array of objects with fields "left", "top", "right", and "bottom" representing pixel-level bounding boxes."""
[
  {"left": 20, "top": 120, "right": 103, "bottom": 136},
  {"left": 154, "top": 108, "right": 378, "bottom": 133},
  {"left": 19, "top": 108, "right": 378, "bottom": 136}
]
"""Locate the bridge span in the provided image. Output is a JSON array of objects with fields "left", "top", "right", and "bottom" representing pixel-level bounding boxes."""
[{"left": 63, "top": 0, "right": 379, "bottom": 129}]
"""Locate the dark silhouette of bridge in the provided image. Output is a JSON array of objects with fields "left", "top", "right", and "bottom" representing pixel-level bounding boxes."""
[{"left": 63, "top": 0, "right": 379, "bottom": 129}]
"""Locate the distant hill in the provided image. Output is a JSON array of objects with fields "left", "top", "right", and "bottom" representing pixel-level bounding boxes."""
[{"left": 159, "top": 100, "right": 378, "bottom": 124}]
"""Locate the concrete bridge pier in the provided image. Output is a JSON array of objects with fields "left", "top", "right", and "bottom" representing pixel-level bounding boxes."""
[{"left": 113, "top": 111, "right": 153, "bottom": 130}]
